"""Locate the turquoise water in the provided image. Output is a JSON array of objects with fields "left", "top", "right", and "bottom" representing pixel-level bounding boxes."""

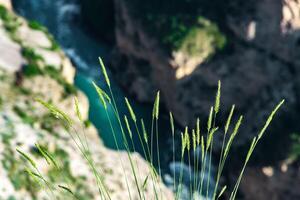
[
  {"left": 75, "top": 73, "right": 124, "bottom": 148},
  {"left": 75, "top": 72, "right": 154, "bottom": 151}
]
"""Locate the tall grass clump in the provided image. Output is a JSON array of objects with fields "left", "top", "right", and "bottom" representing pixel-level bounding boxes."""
[{"left": 16, "top": 57, "right": 284, "bottom": 200}]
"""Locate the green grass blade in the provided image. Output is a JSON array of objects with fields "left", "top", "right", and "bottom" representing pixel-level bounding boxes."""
[{"left": 217, "top": 185, "right": 227, "bottom": 199}]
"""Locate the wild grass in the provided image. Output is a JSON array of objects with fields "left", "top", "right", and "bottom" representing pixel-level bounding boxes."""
[{"left": 16, "top": 57, "right": 284, "bottom": 200}]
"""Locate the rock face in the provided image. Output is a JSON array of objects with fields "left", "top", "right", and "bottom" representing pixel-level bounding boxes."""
[
  {"left": 111, "top": 0, "right": 300, "bottom": 147},
  {"left": 240, "top": 164, "right": 300, "bottom": 200},
  {"left": 0, "top": 28, "right": 25, "bottom": 72},
  {"left": 0, "top": 4, "right": 173, "bottom": 200},
  {"left": 79, "top": 0, "right": 115, "bottom": 42}
]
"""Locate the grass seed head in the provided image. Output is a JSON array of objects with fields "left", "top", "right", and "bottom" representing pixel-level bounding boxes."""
[
  {"left": 181, "top": 132, "right": 186, "bottom": 157},
  {"left": 207, "top": 106, "right": 213, "bottom": 132},
  {"left": 125, "top": 97, "right": 136, "bottom": 122},
  {"left": 74, "top": 97, "right": 83, "bottom": 122},
  {"left": 17, "top": 148, "right": 37, "bottom": 169},
  {"left": 258, "top": 100, "right": 285, "bottom": 140},
  {"left": 141, "top": 119, "right": 148, "bottom": 144},
  {"left": 169, "top": 112, "right": 174, "bottom": 135},
  {"left": 92, "top": 82, "right": 108, "bottom": 109},
  {"left": 214, "top": 80, "right": 221, "bottom": 114},
  {"left": 152, "top": 91, "right": 160, "bottom": 120},
  {"left": 124, "top": 115, "right": 133, "bottom": 139},
  {"left": 206, "top": 127, "right": 219, "bottom": 150},
  {"left": 192, "top": 129, "right": 196, "bottom": 151},
  {"left": 196, "top": 118, "right": 200, "bottom": 145},
  {"left": 184, "top": 127, "right": 190, "bottom": 151},
  {"left": 201, "top": 135, "right": 205, "bottom": 161},
  {"left": 98, "top": 57, "right": 110, "bottom": 87},
  {"left": 225, "top": 105, "right": 235, "bottom": 134},
  {"left": 36, "top": 98, "right": 72, "bottom": 126}
]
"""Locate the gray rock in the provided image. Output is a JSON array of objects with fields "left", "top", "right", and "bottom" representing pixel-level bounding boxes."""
[{"left": 0, "top": 27, "right": 25, "bottom": 73}]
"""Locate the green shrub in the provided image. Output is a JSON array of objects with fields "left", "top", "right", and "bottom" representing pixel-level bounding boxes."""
[
  {"left": 47, "top": 34, "right": 60, "bottom": 51},
  {"left": 28, "top": 20, "right": 60, "bottom": 51},
  {"left": 22, "top": 47, "right": 44, "bottom": 64},
  {"left": 160, "top": 16, "right": 226, "bottom": 54},
  {"left": 13, "top": 105, "right": 36, "bottom": 125},
  {"left": 0, "top": 5, "right": 21, "bottom": 35},
  {"left": 28, "top": 20, "right": 47, "bottom": 32},
  {"left": 23, "top": 64, "right": 43, "bottom": 77}
]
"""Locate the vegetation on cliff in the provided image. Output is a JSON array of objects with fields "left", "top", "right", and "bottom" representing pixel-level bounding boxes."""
[{"left": 128, "top": 0, "right": 226, "bottom": 58}]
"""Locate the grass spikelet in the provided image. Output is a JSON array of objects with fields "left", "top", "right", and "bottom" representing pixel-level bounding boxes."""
[
  {"left": 142, "top": 175, "right": 149, "bottom": 191},
  {"left": 35, "top": 143, "right": 59, "bottom": 169},
  {"left": 225, "top": 105, "right": 235, "bottom": 134},
  {"left": 232, "top": 116, "right": 243, "bottom": 137},
  {"left": 92, "top": 81, "right": 108, "bottom": 109},
  {"left": 94, "top": 83, "right": 111, "bottom": 103},
  {"left": 214, "top": 80, "right": 221, "bottom": 114},
  {"left": 24, "top": 168, "right": 43, "bottom": 186},
  {"left": 152, "top": 91, "right": 160, "bottom": 120},
  {"left": 74, "top": 97, "right": 83, "bottom": 122},
  {"left": 98, "top": 57, "right": 110, "bottom": 87},
  {"left": 125, "top": 97, "right": 136, "bottom": 122},
  {"left": 196, "top": 118, "right": 200, "bottom": 145},
  {"left": 36, "top": 98, "right": 72, "bottom": 125},
  {"left": 181, "top": 132, "right": 186, "bottom": 157},
  {"left": 192, "top": 129, "right": 196, "bottom": 151},
  {"left": 141, "top": 119, "right": 148, "bottom": 143},
  {"left": 169, "top": 112, "right": 174, "bottom": 135},
  {"left": 206, "top": 127, "right": 219, "bottom": 150},
  {"left": 25, "top": 168, "right": 43, "bottom": 179},
  {"left": 184, "top": 127, "right": 190, "bottom": 151},
  {"left": 44, "top": 150, "right": 59, "bottom": 169},
  {"left": 258, "top": 100, "right": 285, "bottom": 140},
  {"left": 17, "top": 148, "right": 37, "bottom": 169},
  {"left": 124, "top": 115, "right": 133, "bottom": 139},
  {"left": 207, "top": 106, "right": 213, "bottom": 132},
  {"left": 218, "top": 185, "right": 227, "bottom": 199},
  {"left": 201, "top": 135, "right": 205, "bottom": 160},
  {"left": 224, "top": 116, "right": 243, "bottom": 157},
  {"left": 58, "top": 185, "right": 74, "bottom": 195},
  {"left": 35, "top": 143, "right": 51, "bottom": 165}
]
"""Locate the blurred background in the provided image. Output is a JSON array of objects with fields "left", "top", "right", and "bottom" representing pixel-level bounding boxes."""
[{"left": 1, "top": 0, "right": 300, "bottom": 199}]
